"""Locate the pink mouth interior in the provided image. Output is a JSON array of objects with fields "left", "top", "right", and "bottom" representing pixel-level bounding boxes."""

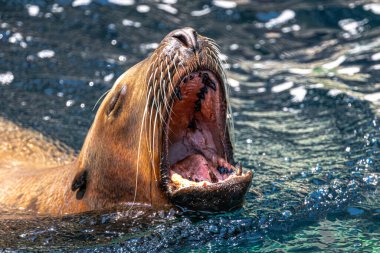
[{"left": 168, "top": 71, "right": 237, "bottom": 185}]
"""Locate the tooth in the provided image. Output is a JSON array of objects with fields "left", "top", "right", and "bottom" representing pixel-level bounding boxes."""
[
  {"left": 236, "top": 162, "right": 242, "bottom": 175},
  {"left": 171, "top": 173, "right": 210, "bottom": 187}
]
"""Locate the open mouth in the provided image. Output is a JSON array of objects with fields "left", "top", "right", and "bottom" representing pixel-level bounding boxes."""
[{"left": 161, "top": 70, "right": 253, "bottom": 212}]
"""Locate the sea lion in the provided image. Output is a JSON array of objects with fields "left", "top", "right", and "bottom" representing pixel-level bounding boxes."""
[{"left": 0, "top": 28, "right": 253, "bottom": 215}]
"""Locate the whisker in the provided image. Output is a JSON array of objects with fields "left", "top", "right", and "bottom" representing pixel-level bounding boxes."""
[
  {"left": 129, "top": 85, "right": 151, "bottom": 213},
  {"left": 92, "top": 89, "right": 111, "bottom": 111}
]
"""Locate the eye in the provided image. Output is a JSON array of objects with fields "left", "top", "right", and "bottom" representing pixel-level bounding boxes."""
[{"left": 107, "top": 85, "right": 127, "bottom": 117}]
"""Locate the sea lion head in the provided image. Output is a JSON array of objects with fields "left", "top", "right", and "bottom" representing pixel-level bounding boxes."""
[{"left": 74, "top": 27, "right": 253, "bottom": 212}]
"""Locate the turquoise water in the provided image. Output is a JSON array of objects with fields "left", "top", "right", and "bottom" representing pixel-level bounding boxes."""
[{"left": 0, "top": 0, "right": 379, "bottom": 252}]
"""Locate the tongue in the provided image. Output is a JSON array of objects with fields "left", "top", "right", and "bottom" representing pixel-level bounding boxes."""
[{"left": 170, "top": 154, "right": 216, "bottom": 182}]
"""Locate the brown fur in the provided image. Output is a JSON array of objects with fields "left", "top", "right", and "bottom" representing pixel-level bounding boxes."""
[
  {"left": 0, "top": 59, "right": 168, "bottom": 215},
  {"left": 0, "top": 28, "right": 222, "bottom": 215}
]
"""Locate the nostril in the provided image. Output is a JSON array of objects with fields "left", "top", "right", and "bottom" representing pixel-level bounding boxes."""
[
  {"left": 170, "top": 28, "right": 199, "bottom": 52},
  {"left": 173, "top": 33, "right": 189, "bottom": 48}
]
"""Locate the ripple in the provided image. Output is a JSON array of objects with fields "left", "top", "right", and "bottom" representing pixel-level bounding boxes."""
[{"left": 0, "top": 0, "right": 379, "bottom": 252}]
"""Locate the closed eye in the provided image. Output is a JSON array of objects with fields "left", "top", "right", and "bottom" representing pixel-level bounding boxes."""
[{"left": 107, "top": 85, "right": 127, "bottom": 117}]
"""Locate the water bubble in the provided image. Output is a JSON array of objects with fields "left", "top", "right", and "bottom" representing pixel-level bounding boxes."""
[
  {"left": 311, "top": 164, "right": 322, "bottom": 173},
  {"left": 43, "top": 116, "right": 51, "bottom": 121},
  {"left": 0, "top": 72, "right": 14, "bottom": 85},
  {"left": 289, "top": 68, "right": 312, "bottom": 75},
  {"left": 213, "top": 0, "right": 237, "bottom": 9},
  {"left": 265, "top": 9, "right": 296, "bottom": 29},
  {"left": 290, "top": 86, "right": 307, "bottom": 102},
  {"left": 108, "top": 0, "right": 135, "bottom": 6},
  {"left": 292, "top": 24, "right": 300, "bottom": 31},
  {"left": 257, "top": 87, "right": 266, "bottom": 93},
  {"left": 371, "top": 52, "right": 380, "bottom": 61},
  {"left": 66, "top": 100, "right": 75, "bottom": 107},
  {"left": 157, "top": 4, "right": 178, "bottom": 15},
  {"left": 322, "top": 55, "right": 346, "bottom": 70},
  {"left": 26, "top": 5, "right": 40, "bottom": 17},
  {"left": 37, "top": 50, "right": 55, "bottom": 58},
  {"left": 72, "top": 0, "right": 91, "bottom": 7},
  {"left": 362, "top": 174, "right": 378, "bottom": 185},
  {"left": 163, "top": 0, "right": 177, "bottom": 3},
  {"left": 191, "top": 7, "right": 211, "bottom": 17},
  {"left": 363, "top": 3, "right": 380, "bottom": 15},
  {"left": 136, "top": 5, "right": 150, "bottom": 13},
  {"left": 282, "top": 210, "right": 293, "bottom": 218},
  {"left": 246, "top": 139, "right": 252, "bottom": 144},
  {"left": 119, "top": 55, "right": 127, "bottom": 62},
  {"left": 8, "top": 33, "right": 23, "bottom": 44},
  {"left": 104, "top": 73, "right": 114, "bottom": 82},
  {"left": 20, "top": 41, "right": 27, "bottom": 48},
  {"left": 122, "top": 19, "right": 141, "bottom": 27},
  {"left": 228, "top": 78, "right": 239, "bottom": 87},
  {"left": 140, "top": 43, "right": 159, "bottom": 52},
  {"left": 208, "top": 225, "right": 219, "bottom": 234},
  {"left": 337, "top": 67, "right": 360, "bottom": 75},
  {"left": 345, "top": 147, "right": 351, "bottom": 152},
  {"left": 229, "top": 44, "right": 239, "bottom": 50},
  {"left": 338, "top": 19, "right": 367, "bottom": 36},
  {"left": 51, "top": 3, "right": 64, "bottom": 13},
  {"left": 272, "top": 81, "right": 294, "bottom": 93}
]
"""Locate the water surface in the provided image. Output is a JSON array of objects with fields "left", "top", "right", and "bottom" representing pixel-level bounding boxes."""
[{"left": 0, "top": 0, "right": 379, "bottom": 252}]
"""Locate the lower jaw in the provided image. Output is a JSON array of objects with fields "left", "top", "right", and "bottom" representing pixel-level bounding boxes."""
[{"left": 166, "top": 170, "right": 253, "bottom": 212}]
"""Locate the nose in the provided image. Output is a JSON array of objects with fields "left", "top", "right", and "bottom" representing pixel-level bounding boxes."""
[{"left": 169, "top": 27, "right": 199, "bottom": 53}]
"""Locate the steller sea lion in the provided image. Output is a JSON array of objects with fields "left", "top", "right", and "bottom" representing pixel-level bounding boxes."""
[{"left": 0, "top": 28, "right": 252, "bottom": 215}]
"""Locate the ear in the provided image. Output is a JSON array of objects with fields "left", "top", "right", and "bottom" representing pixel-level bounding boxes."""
[{"left": 71, "top": 169, "right": 88, "bottom": 200}]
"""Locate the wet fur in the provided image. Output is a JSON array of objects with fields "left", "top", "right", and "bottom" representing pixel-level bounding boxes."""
[{"left": 0, "top": 29, "right": 231, "bottom": 215}]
